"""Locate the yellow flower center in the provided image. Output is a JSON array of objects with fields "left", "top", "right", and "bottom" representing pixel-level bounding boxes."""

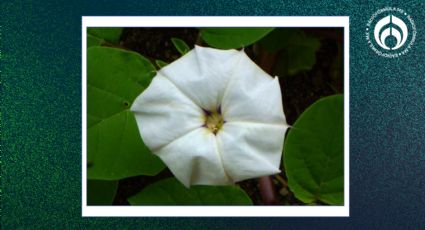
[{"left": 204, "top": 110, "right": 224, "bottom": 134}]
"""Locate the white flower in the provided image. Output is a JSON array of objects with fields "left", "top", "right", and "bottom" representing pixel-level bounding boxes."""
[{"left": 131, "top": 45, "right": 288, "bottom": 187}]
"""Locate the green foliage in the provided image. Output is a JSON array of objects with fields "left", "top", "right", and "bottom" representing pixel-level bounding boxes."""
[
  {"left": 128, "top": 178, "right": 253, "bottom": 205},
  {"left": 87, "top": 47, "right": 165, "bottom": 180},
  {"left": 171, "top": 37, "right": 190, "bottom": 55},
  {"left": 284, "top": 95, "right": 344, "bottom": 205},
  {"left": 87, "top": 27, "right": 123, "bottom": 45},
  {"left": 155, "top": 59, "right": 168, "bottom": 69},
  {"left": 87, "top": 34, "right": 104, "bottom": 47},
  {"left": 200, "top": 28, "right": 274, "bottom": 49},
  {"left": 260, "top": 28, "right": 321, "bottom": 76},
  {"left": 259, "top": 28, "right": 300, "bottom": 52},
  {"left": 87, "top": 180, "right": 118, "bottom": 205}
]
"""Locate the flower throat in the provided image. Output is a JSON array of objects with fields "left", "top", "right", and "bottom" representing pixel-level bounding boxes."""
[{"left": 204, "top": 109, "right": 224, "bottom": 134}]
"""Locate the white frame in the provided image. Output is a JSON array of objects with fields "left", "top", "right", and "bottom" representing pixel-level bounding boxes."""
[{"left": 82, "top": 16, "right": 350, "bottom": 217}]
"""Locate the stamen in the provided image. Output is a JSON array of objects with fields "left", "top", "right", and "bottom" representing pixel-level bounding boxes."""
[{"left": 203, "top": 108, "right": 224, "bottom": 135}]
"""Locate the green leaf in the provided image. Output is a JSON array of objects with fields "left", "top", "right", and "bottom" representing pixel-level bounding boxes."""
[
  {"left": 87, "top": 34, "right": 103, "bottom": 48},
  {"left": 87, "top": 180, "right": 118, "bottom": 205},
  {"left": 261, "top": 29, "right": 320, "bottom": 76},
  {"left": 87, "top": 46, "right": 165, "bottom": 180},
  {"left": 259, "top": 28, "right": 300, "bottom": 53},
  {"left": 128, "top": 178, "right": 252, "bottom": 205},
  {"left": 87, "top": 27, "right": 123, "bottom": 43},
  {"left": 155, "top": 59, "right": 168, "bottom": 69},
  {"left": 284, "top": 95, "right": 344, "bottom": 205},
  {"left": 200, "top": 28, "right": 274, "bottom": 49},
  {"left": 171, "top": 37, "right": 190, "bottom": 55},
  {"left": 285, "top": 33, "right": 320, "bottom": 75}
]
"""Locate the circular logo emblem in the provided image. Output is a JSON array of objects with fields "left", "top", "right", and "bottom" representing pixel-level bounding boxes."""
[{"left": 366, "top": 7, "right": 416, "bottom": 58}]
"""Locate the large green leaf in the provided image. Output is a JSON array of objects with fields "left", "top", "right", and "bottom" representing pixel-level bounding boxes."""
[
  {"left": 87, "top": 27, "right": 123, "bottom": 43},
  {"left": 128, "top": 178, "right": 252, "bottom": 205},
  {"left": 284, "top": 94, "right": 344, "bottom": 205},
  {"left": 260, "top": 28, "right": 320, "bottom": 76},
  {"left": 87, "top": 180, "right": 118, "bottom": 205},
  {"left": 87, "top": 46, "right": 165, "bottom": 180},
  {"left": 200, "top": 28, "right": 274, "bottom": 49}
]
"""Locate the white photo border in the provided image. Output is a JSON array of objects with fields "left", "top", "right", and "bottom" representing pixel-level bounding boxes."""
[{"left": 82, "top": 16, "right": 350, "bottom": 217}]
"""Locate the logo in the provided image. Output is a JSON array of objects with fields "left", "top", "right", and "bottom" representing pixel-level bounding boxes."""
[{"left": 366, "top": 7, "right": 416, "bottom": 58}]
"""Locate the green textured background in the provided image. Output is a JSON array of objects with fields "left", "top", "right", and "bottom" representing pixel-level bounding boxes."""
[{"left": 2, "top": 0, "right": 424, "bottom": 229}]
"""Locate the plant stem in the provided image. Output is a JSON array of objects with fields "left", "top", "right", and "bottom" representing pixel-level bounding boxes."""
[{"left": 258, "top": 176, "right": 279, "bottom": 205}]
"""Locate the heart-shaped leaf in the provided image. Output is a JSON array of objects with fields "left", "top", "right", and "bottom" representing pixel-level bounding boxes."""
[
  {"left": 284, "top": 94, "right": 344, "bottom": 205},
  {"left": 260, "top": 28, "right": 320, "bottom": 76},
  {"left": 87, "top": 46, "right": 165, "bottom": 180},
  {"left": 87, "top": 180, "right": 118, "bottom": 205},
  {"left": 200, "top": 28, "right": 274, "bottom": 49},
  {"left": 128, "top": 178, "right": 252, "bottom": 205},
  {"left": 284, "top": 33, "right": 320, "bottom": 75}
]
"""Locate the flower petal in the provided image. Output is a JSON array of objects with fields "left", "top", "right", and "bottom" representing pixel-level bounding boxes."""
[
  {"left": 160, "top": 45, "right": 242, "bottom": 111},
  {"left": 217, "top": 122, "right": 287, "bottom": 182},
  {"left": 221, "top": 53, "right": 287, "bottom": 125},
  {"left": 131, "top": 74, "right": 204, "bottom": 150},
  {"left": 155, "top": 128, "right": 232, "bottom": 187}
]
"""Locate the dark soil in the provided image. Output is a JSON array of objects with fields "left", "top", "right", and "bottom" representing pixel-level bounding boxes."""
[
  {"left": 113, "top": 28, "right": 343, "bottom": 205},
  {"left": 120, "top": 28, "right": 198, "bottom": 63}
]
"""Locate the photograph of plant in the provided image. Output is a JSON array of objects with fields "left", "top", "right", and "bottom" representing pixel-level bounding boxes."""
[{"left": 86, "top": 27, "right": 344, "bottom": 206}]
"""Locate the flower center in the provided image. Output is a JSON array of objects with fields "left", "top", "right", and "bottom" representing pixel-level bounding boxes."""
[{"left": 204, "top": 110, "right": 224, "bottom": 134}]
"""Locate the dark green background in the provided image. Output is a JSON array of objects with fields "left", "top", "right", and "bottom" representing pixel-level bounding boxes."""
[{"left": 2, "top": 0, "right": 424, "bottom": 228}]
